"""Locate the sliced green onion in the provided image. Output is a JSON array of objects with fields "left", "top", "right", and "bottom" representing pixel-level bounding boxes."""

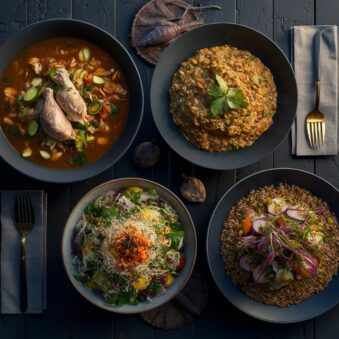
[
  {"left": 93, "top": 75, "right": 104, "bottom": 86},
  {"left": 23, "top": 87, "right": 39, "bottom": 103},
  {"left": 49, "top": 68, "right": 57, "bottom": 79},
  {"left": 109, "top": 104, "right": 119, "bottom": 116},
  {"left": 78, "top": 48, "right": 91, "bottom": 62},
  {"left": 88, "top": 100, "right": 102, "bottom": 115},
  {"left": 27, "top": 120, "right": 39, "bottom": 136}
]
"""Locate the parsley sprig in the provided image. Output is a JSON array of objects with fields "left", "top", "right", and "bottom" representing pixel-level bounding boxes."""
[{"left": 207, "top": 75, "right": 248, "bottom": 117}]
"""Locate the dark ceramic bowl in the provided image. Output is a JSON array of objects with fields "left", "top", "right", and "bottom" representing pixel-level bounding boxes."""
[
  {"left": 206, "top": 168, "right": 339, "bottom": 323},
  {"left": 0, "top": 19, "right": 143, "bottom": 183},
  {"left": 151, "top": 23, "right": 297, "bottom": 170},
  {"left": 62, "top": 178, "right": 197, "bottom": 313}
]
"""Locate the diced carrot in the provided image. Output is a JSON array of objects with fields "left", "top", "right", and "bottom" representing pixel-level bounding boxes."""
[
  {"left": 275, "top": 216, "right": 285, "bottom": 226},
  {"left": 99, "top": 103, "right": 110, "bottom": 119},
  {"left": 242, "top": 214, "right": 252, "bottom": 234},
  {"left": 296, "top": 267, "right": 312, "bottom": 278},
  {"left": 83, "top": 73, "right": 93, "bottom": 85}
]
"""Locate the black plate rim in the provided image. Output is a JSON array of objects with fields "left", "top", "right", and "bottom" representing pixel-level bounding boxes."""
[{"left": 206, "top": 167, "right": 339, "bottom": 323}]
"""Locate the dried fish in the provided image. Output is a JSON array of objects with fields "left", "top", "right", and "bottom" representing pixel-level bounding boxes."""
[
  {"left": 131, "top": 0, "right": 221, "bottom": 64},
  {"left": 138, "top": 20, "right": 202, "bottom": 47}
]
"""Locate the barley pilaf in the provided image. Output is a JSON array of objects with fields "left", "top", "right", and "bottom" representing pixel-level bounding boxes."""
[
  {"left": 220, "top": 184, "right": 339, "bottom": 307},
  {"left": 169, "top": 44, "right": 277, "bottom": 151}
]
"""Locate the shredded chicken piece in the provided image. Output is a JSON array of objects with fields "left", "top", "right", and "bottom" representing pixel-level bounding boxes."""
[{"left": 28, "top": 57, "right": 42, "bottom": 74}]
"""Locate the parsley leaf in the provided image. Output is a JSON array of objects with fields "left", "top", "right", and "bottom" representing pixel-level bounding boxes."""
[{"left": 207, "top": 75, "right": 248, "bottom": 118}]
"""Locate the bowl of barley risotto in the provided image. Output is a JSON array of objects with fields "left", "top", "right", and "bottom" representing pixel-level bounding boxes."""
[
  {"left": 151, "top": 23, "right": 297, "bottom": 170},
  {"left": 206, "top": 168, "right": 339, "bottom": 323}
]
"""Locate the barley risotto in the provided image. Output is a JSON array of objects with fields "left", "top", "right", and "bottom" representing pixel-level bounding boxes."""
[
  {"left": 220, "top": 183, "right": 339, "bottom": 307},
  {"left": 169, "top": 44, "right": 277, "bottom": 152}
]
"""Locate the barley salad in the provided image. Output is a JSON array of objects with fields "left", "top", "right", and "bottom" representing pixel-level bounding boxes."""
[
  {"left": 72, "top": 186, "right": 185, "bottom": 306},
  {"left": 221, "top": 183, "right": 339, "bottom": 307}
]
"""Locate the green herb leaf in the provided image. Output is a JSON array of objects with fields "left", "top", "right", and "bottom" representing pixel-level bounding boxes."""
[
  {"left": 207, "top": 81, "right": 225, "bottom": 98},
  {"left": 226, "top": 88, "right": 248, "bottom": 109},
  {"left": 207, "top": 75, "right": 248, "bottom": 118},
  {"left": 215, "top": 74, "right": 228, "bottom": 92}
]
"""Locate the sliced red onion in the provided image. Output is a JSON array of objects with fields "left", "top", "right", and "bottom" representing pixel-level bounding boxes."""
[
  {"left": 286, "top": 207, "right": 307, "bottom": 221},
  {"left": 314, "top": 209, "right": 328, "bottom": 215},
  {"left": 253, "top": 264, "right": 269, "bottom": 284},
  {"left": 267, "top": 198, "right": 288, "bottom": 215},
  {"left": 239, "top": 255, "right": 252, "bottom": 272},
  {"left": 252, "top": 216, "right": 266, "bottom": 234},
  {"left": 264, "top": 250, "right": 275, "bottom": 266},
  {"left": 257, "top": 236, "right": 269, "bottom": 253},
  {"left": 272, "top": 260, "right": 279, "bottom": 273}
]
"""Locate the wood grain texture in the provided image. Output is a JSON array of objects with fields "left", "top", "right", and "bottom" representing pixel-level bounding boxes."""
[
  {"left": 273, "top": 0, "right": 314, "bottom": 171},
  {"left": 236, "top": 0, "right": 274, "bottom": 180},
  {"left": 314, "top": 0, "right": 339, "bottom": 189},
  {"left": 0, "top": 0, "right": 338, "bottom": 338},
  {"left": 69, "top": 1, "right": 115, "bottom": 338},
  {"left": 314, "top": 0, "right": 339, "bottom": 335}
]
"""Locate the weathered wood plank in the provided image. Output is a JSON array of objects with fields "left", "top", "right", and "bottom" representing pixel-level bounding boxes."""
[
  {"left": 114, "top": 0, "right": 153, "bottom": 182},
  {"left": 0, "top": 1, "right": 28, "bottom": 338},
  {"left": 27, "top": 189, "right": 72, "bottom": 339},
  {"left": 273, "top": 1, "right": 315, "bottom": 338},
  {"left": 0, "top": 0, "right": 26, "bottom": 42},
  {"left": 236, "top": 0, "right": 274, "bottom": 180},
  {"left": 314, "top": 0, "right": 339, "bottom": 189},
  {"left": 69, "top": 1, "right": 116, "bottom": 338},
  {"left": 27, "top": 0, "right": 71, "bottom": 22},
  {"left": 73, "top": 0, "right": 115, "bottom": 35},
  {"left": 273, "top": 0, "right": 314, "bottom": 172},
  {"left": 113, "top": 1, "right": 155, "bottom": 338},
  {"left": 313, "top": 1, "right": 339, "bottom": 337}
]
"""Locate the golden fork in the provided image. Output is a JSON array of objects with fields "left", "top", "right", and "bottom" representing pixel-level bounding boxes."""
[
  {"left": 14, "top": 193, "right": 35, "bottom": 313},
  {"left": 306, "top": 30, "right": 326, "bottom": 149}
]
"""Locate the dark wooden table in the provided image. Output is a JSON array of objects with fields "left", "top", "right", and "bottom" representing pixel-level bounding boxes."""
[{"left": 0, "top": 0, "right": 338, "bottom": 338}]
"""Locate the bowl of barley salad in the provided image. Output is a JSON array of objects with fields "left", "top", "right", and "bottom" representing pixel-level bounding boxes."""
[
  {"left": 206, "top": 168, "right": 339, "bottom": 323},
  {"left": 151, "top": 23, "right": 297, "bottom": 170}
]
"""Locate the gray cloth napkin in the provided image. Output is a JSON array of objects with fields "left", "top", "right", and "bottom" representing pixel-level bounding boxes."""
[
  {"left": 291, "top": 25, "right": 338, "bottom": 156},
  {"left": 0, "top": 191, "right": 47, "bottom": 314}
]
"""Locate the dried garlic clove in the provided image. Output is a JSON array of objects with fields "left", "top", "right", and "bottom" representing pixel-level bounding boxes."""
[
  {"left": 39, "top": 150, "right": 51, "bottom": 159},
  {"left": 22, "top": 148, "right": 32, "bottom": 158}
]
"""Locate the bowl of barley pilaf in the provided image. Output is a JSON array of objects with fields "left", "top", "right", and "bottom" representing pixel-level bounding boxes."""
[
  {"left": 207, "top": 168, "right": 339, "bottom": 323},
  {"left": 151, "top": 23, "right": 297, "bottom": 170}
]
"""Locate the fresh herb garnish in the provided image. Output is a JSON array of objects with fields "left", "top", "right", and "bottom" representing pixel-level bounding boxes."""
[
  {"left": 75, "top": 130, "right": 87, "bottom": 152},
  {"left": 67, "top": 151, "right": 87, "bottom": 165},
  {"left": 207, "top": 75, "right": 248, "bottom": 118}
]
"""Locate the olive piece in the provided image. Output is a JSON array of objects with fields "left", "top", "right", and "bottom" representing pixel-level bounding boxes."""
[
  {"left": 180, "top": 175, "right": 206, "bottom": 203},
  {"left": 133, "top": 141, "right": 160, "bottom": 168}
]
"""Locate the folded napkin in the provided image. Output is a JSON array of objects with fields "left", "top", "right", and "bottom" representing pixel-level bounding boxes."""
[
  {"left": 291, "top": 25, "right": 338, "bottom": 156},
  {"left": 0, "top": 191, "right": 47, "bottom": 314}
]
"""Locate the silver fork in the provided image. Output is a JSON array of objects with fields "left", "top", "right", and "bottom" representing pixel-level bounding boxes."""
[
  {"left": 306, "top": 29, "right": 326, "bottom": 149},
  {"left": 14, "top": 193, "right": 35, "bottom": 313}
]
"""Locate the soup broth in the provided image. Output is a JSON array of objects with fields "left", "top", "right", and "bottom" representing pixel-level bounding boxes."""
[{"left": 0, "top": 37, "right": 128, "bottom": 169}]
